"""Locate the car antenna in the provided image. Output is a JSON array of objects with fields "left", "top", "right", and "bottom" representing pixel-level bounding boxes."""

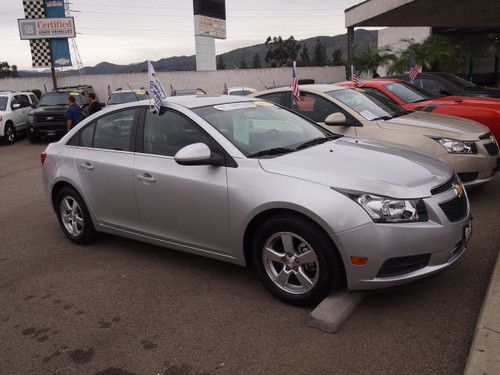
[
  {"left": 123, "top": 80, "right": 141, "bottom": 102},
  {"left": 257, "top": 76, "right": 269, "bottom": 90}
]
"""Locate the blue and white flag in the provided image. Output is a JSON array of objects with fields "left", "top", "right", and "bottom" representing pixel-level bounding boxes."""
[{"left": 148, "top": 61, "right": 167, "bottom": 113}]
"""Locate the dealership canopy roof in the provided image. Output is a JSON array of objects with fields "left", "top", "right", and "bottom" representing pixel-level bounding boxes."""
[{"left": 345, "top": 0, "right": 500, "bottom": 28}]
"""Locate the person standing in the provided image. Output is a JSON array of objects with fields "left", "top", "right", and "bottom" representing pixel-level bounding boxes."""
[
  {"left": 87, "top": 93, "right": 102, "bottom": 116},
  {"left": 66, "top": 95, "right": 82, "bottom": 131}
]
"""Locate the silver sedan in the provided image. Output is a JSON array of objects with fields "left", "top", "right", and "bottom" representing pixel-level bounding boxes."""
[{"left": 41, "top": 96, "right": 472, "bottom": 305}]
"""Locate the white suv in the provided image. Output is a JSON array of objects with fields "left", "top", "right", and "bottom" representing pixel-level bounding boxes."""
[{"left": 0, "top": 91, "right": 39, "bottom": 144}]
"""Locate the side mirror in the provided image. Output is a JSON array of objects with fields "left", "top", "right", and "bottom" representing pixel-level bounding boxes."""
[
  {"left": 175, "top": 143, "right": 221, "bottom": 166},
  {"left": 324, "top": 112, "right": 347, "bottom": 126},
  {"left": 12, "top": 103, "right": 21, "bottom": 110}
]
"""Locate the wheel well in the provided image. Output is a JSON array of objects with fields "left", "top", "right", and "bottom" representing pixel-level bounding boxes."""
[
  {"left": 243, "top": 208, "right": 345, "bottom": 277},
  {"left": 51, "top": 181, "right": 77, "bottom": 210}
]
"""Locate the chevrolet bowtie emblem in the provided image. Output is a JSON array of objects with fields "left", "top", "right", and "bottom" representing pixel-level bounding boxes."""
[{"left": 454, "top": 183, "right": 464, "bottom": 197}]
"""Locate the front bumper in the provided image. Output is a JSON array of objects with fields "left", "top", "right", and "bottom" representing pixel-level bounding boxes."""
[
  {"left": 333, "top": 187, "right": 471, "bottom": 290},
  {"left": 30, "top": 122, "right": 67, "bottom": 136}
]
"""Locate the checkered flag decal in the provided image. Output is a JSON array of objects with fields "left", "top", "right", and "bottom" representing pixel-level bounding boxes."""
[{"left": 23, "top": 0, "right": 52, "bottom": 68}]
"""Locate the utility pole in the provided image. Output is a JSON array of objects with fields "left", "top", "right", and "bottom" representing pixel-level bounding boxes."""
[
  {"left": 347, "top": 27, "right": 354, "bottom": 80},
  {"left": 49, "top": 43, "right": 57, "bottom": 89}
]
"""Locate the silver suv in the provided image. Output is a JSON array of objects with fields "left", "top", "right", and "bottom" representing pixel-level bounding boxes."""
[
  {"left": 0, "top": 91, "right": 38, "bottom": 144},
  {"left": 41, "top": 96, "right": 471, "bottom": 305}
]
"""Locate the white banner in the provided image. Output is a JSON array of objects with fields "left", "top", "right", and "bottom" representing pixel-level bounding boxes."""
[
  {"left": 148, "top": 61, "right": 167, "bottom": 113},
  {"left": 18, "top": 17, "right": 76, "bottom": 40},
  {"left": 194, "top": 15, "right": 226, "bottom": 39}
]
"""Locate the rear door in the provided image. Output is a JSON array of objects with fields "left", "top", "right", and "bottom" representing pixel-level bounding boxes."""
[
  {"left": 133, "top": 108, "right": 231, "bottom": 255},
  {"left": 75, "top": 108, "right": 140, "bottom": 230}
]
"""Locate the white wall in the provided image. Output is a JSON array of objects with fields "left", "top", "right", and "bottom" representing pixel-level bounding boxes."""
[{"left": 0, "top": 66, "right": 345, "bottom": 101}]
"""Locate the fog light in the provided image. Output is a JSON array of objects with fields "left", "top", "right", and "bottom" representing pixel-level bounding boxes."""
[{"left": 351, "top": 256, "right": 368, "bottom": 266}]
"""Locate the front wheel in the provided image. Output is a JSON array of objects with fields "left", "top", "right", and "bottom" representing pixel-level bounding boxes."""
[
  {"left": 3, "top": 122, "right": 15, "bottom": 144},
  {"left": 252, "top": 214, "right": 344, "bottom": 306},
  {"left": 55, "top": 187, "right": 97, "bottom": 244}
]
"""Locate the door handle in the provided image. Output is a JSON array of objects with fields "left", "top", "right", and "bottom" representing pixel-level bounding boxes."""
[
  {"left": 137, "top": 173, "right": 156, "bottom": 184},
  {"left": 79, "top": 162, "right": 94, "bottom": 171}
]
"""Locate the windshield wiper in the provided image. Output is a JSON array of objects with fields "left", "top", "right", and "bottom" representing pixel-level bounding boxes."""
[
  {"left": 248, "top": 147, "right": 295, "bottom": 158},
  {"left": 371, "top": 115, "right": 393, "bottom": 121},
  {"left": 295, "top": 134, "right": 343, "bottom": 150}
]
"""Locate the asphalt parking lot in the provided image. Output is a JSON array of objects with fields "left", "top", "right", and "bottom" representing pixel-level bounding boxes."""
[{"left": 0, "top": 139, "right": 499, "bottom": 375}]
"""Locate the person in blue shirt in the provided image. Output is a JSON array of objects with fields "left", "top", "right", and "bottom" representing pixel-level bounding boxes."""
[{"left": 66, "top": 95, "right": 82, "bottom": 131}]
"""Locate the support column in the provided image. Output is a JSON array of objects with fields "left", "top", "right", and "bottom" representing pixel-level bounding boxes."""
[
  {"left": 347, "top": 26, "right": 354, "bottom": 80},
  {"left": 195, "top": 35, "right": 216, "bottom": 71}
]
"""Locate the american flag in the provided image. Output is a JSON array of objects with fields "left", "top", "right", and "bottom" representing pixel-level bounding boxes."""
[
  {"left": 351, "top": 65, "right": 360, "bottom": 87},
  {"left": 107, "top": 84, "right": 112, "bottom": 98},
  {"left": 223, "top": 83, "right": 228, "bottom": 95},
  {"left": 409, "top": 57, "right": 420, "bottom": 82},
  {"left": 292, "top": 61, "right": 300, "bottom": 100}
]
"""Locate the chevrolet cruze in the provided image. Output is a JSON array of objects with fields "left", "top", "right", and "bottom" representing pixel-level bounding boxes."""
[{"left": 42, "top": 96, "right": 472, "bottom": 306}]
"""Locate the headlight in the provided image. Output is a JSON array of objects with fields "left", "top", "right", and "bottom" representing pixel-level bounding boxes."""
[
  {"left": 433, "top": 137, "right": 477, "bottom": 154},
  {"left": 338, "top": 190, "right": 428, "bottom": 223}
]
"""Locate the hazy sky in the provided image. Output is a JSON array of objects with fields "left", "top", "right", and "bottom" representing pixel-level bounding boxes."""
[{"left": 1, "top": 0, "right": 363, "bottom": 70}]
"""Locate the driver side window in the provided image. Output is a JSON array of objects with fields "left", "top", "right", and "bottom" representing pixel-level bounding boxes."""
[{"left": 292, "top": 92, "right": 343, "bottom": 122}]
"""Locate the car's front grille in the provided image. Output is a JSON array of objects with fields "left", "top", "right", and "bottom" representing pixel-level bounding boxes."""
[
  {"left": 431, "top": 176, "right": 454, "bottom": 195},
  {"left": 457, "top": 172, "right": 479, "bottom": 183},
  {"left": 35, "top": 113, "right": 66, "bottom": 123},
  {"left": 377, "top": 254, "right": 431, "bottom": 278},
  {"left": 439, "top": 193, "right": 468, "bottom": 222},
  {"left": 484, "top": 142, "right": 499, "bottom": 156}
]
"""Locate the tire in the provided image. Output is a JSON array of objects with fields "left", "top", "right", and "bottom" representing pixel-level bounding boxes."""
[
  {"left": 55, "top": 187, "right": 97, "bottom": 244},
  {"left": 3, "top": 122, "right": 16, "bottom": 144},
  {"left": 28, "top": 132, "right": 40, "bottom": 143},
  {"left": 251, "top": 214, "right": 344, "bottom": 306}
]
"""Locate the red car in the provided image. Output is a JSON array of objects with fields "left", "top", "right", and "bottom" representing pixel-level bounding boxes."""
[{"left": 338, "top": 78, "right": 500, "bottom": 141}]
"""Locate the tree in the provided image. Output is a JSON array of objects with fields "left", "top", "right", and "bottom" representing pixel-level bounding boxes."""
[
  {"left": 388, "top": 35, "right": 464, "bottom": 74},
  {"left": 240, "top": 59, "right": 248, "bottom": 69},
  {"left": 0, "top": 62, "right": 18, "bottom": 78},
  {"left": 331, "top": 49, "right": 343, "bottom": 66},
  {"left": 353, "top": 45, "right": 394, "bottom": 77},
  {"left": 264, "top": 35, "right": 301, "bottom": 67},
  {"left": 216, "top": 55, "right": 225, "bottom": 70},
  {"left": 251, "top": 52, "right": 261, "bottom": 69},
  {"left": 312, "top": 39, "right": 327, "bottom": 66},
  {"left": 298, "top": 44, "right": 311, "bottom": 67}
]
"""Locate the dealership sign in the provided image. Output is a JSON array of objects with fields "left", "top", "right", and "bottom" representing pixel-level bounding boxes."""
[
  {"left": 18, "top": 17, "right": 75, "bottom": 40},
  {"left": 194, "top": 15, "right": 226, "bottom": 39}
]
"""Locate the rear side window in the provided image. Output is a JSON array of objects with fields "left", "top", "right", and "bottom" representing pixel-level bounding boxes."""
[
  {"left": 362, "top": 87, "right": 398, "bottom": 104},
  {"left": 93, "top": 109, "right": 136, "bottom": 151},
  {"left": 256, "top": 92, "right": 286, "bottom": 106},
  {"left": 81, "top": 122, "right": 96, "bottom": 147},
  {"left": 143, "top": 109, "right": 211, "bottom": 157},
  {"left": 292, "top": 92, "right": 343, "bottom": 122}
]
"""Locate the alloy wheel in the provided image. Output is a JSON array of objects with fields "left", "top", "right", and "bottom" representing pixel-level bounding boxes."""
[
  {"left": 262, "top": 232, "right": 320, "bottom": 295},
  {"left": 6, "top": 125, "right": 14, "bottom": 143},
  {"left": 60, "top": 196, "right": 84, "bottom": 236}
]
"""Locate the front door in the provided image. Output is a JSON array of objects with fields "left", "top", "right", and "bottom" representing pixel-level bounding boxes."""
[
  {"left": 75, "top": 108, "right": 139, "bottom": 229},
  {"left": 133, "top": 108, "right": 231, "bottom": 255}
]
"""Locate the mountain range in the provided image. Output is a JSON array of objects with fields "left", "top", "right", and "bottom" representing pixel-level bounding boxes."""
[{"left": 18, "top": 29, "right": 377, "bottom": 77}]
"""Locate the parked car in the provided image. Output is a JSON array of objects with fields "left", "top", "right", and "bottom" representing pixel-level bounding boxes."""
[
  {"left": 252, "top": 85, "right": 499, "bottom": 186},
  {"left": 228, "top": 87, "right": 257, "bottom": 96},
  {"left": 42, "top": 95, "right": 471, "bottom": 306},
  {"left": 28, "top": 86, "right": 99, "bottom": 142},
  {"left": 391, "top": 72, "right": 500, "bottom": 99},
  {"left": 107, "top": 88, "right": 148, "bottom": 106},
  {"left": 0, "top": 91, "right": 38, "bottom": 144},
  {"left": 174, "top": 88, "right": 207, "bottom": 96},
  {"left": 337, "top": 78, "right": 500, "bottom": 140}
]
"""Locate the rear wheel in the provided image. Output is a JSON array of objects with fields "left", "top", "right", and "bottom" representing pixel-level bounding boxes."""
[
  {"left": 55, "top": 187, "right": 96, "bottom": 244},
  {"left": 3, "top": 122, "right": 15, "bottom": 144},
  {"left": 252, "top": 214, "right": 343, "bottom": 306}
]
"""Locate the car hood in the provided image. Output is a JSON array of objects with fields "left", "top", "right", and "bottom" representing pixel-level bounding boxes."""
[
  {"left": 32, "top": 106, "right": 67, "bottom": 114},
  {"left": 378, "top": 112, "right": 489, "bottom": 139},
  {"left": 259, "top": 137, "right": 452, "bottom": 199}
]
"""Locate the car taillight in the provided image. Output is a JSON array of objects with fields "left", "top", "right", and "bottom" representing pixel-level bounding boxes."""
[{"left": 41, "top": 150, "right": 47, "bottom": 165}]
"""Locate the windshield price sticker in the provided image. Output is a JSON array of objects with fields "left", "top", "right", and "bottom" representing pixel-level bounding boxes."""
[
  {"left": 214, "top": 102, "right": 257, "bottom": 111},
  {"left": 359, "top": 109, "right": 378, "bottom": 120},
  {"left": 254, "top": 101, "right": 275, "bottom": 107},
  {"left": 70, "top": 92, "right": 80, "bottom": 96}
]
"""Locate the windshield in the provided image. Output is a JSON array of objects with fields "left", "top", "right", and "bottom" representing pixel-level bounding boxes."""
[
  {"left": 384, "top": 82, "right": 437, "bottom": 102},
  {"left": 0, "top": 96, "right": 7, "bottom": 111},
  {"left": 108, "top": 92, "right": 148, "bottom": 105},
  {"left": 193, "top": 101, "right": 330, "bottom": 157},
  {"left": 39, "top": 92, "right": 82, "bottom": 107},
  {"left": 436, "top": 73, "right": 477, "bottom": 89},
  {"left": 327, "top": 89, "right": 409, "bottom": 120}
]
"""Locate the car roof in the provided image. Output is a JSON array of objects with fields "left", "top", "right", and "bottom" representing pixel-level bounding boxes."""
[
  {"left": 112, "top": 89, "right": 146, "bottom": 93},
  {"left": 254, "top": 84, "right": 347, "bottom": 95},
  {"left": 164, "top": 94, "right": 256, "bottom": 108}
]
